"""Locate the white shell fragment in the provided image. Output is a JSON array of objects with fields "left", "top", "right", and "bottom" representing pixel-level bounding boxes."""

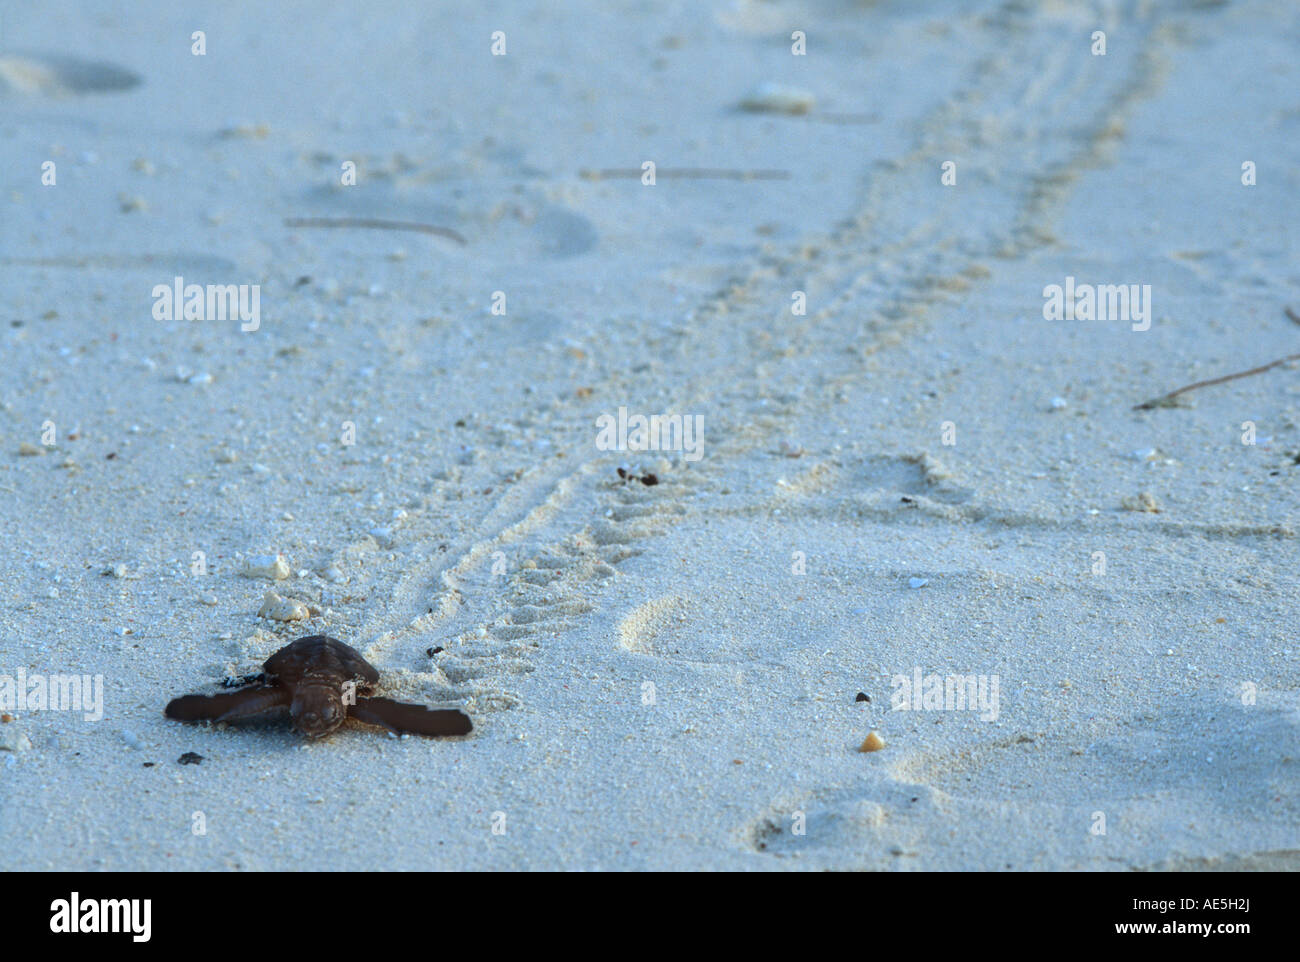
[
  {"left": 242, "top": 554, "right": 291, "bottom": 580},
  {"left": 1121, "top": 492, "right": 1160, "bottom": 513},
  {"left": 258, "top": 590, "right": 308, "bottom": 622},
  {"left": 0, "top": 727, "right": 32, "bottom": 753}
]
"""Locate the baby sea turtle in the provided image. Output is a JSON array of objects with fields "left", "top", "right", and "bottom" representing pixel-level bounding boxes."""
[{"left": 165, "top": 635, "right": 472, "bottom": 739}]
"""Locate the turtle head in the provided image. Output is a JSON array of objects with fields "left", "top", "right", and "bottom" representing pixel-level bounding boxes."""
[{"left": 290, "top": 682, "right": 347, "bottom": 738}]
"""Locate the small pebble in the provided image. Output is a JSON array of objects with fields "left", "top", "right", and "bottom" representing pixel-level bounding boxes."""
[
  {"left": 740, "top": 82, "right": 815, "bottom": 114},
  {"left": 858, "top": 731, "right": 885, "bottom": 753},
  {"left": 18, "top": 442, "right": 45, "bottom": 456},
  {"left": 1049, "top": 396, "right": 1067, "bottom": 410},
  {"left": 855, "top": 692, "right": 870, "bottom": 703},
  {"left": 908, "top": 577, "right": 929, "bottom": 589},
  {"left": 219, "top": 123, "right": 270, "bottom": 140},
  {"left": 178, "top": 752, "right": 205, "bottom": 765}
]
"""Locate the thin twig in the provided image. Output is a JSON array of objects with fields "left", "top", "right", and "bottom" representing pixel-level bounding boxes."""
[
  {"left": 284, "top": 217, "right": 466, "bottom": 245},
  {"left": 1136, "top": 306, "right": 1300, "bottom": 409},
  {"left": 580, "top": 167, "right": 790, "bottom": 181},
  {"left": 805, "top": 112, "right": 879, "bottom": 125},
  {"left": 1134, "top": 352, "right": 1300, "bottom": 410}
]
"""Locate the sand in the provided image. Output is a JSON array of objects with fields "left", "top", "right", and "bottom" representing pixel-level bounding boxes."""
[{"left": 1, "top": 0, "right": 1298, "bottom": 871}]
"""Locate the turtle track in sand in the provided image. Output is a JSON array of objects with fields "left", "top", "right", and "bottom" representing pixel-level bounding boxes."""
[{"left": 313, "top": 0, "right": 1185, "bottom": 732}]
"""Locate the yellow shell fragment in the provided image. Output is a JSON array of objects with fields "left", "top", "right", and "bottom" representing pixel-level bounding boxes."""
[{"left": 858, "top": 731, "right": 885, "bottom": 753}]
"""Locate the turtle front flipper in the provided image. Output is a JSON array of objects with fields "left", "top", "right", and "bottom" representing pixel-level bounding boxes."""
[
  {"left": 165, "top": 686, "right": 290, "bottom": 725},
  {"left": 221, "top": 671, "right": 267, "bottom": 690},
  {"left": 349, "top": 697, "right": 473, "bottom": 736}
]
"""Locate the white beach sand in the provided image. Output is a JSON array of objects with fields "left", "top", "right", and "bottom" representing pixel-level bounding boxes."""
[{"left": 1, "top": 0, "right": 1298, "bottom": 870}]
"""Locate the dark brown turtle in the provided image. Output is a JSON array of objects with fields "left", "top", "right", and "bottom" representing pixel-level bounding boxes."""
[{"left": 165, "top": 635, "right": 472, "bottom": 739}]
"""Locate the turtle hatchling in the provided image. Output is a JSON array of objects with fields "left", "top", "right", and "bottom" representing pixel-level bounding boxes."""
[{"left": 165, "top": 635, "right": 472, "bottom": 738}]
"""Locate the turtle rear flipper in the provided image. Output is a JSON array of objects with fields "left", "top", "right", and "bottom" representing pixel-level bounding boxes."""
[
  {"left": 165, "top": 687, "right": 290, "bottom": 724},
  {"left": 350, "top": 697, "right": 472, "bottom": 736}
]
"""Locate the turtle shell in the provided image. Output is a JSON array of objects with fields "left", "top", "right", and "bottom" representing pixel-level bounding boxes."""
[{"left": 263, "top": 635, "right": 380, "bottom": 687}]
